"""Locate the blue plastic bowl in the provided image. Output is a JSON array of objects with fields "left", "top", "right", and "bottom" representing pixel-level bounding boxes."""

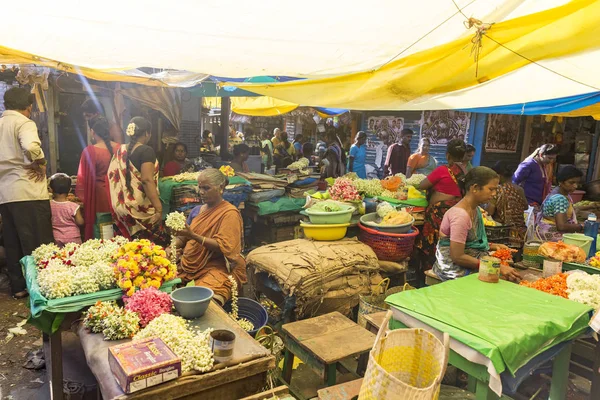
[
  {"left": 223, "top": 297, "right": 268, "bottom": 337},
  {"left": 170, "top": 286, "right": 214, "bottom": 319}
]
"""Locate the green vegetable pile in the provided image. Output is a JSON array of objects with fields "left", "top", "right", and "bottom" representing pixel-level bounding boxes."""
[{"left": 310, "top": 201, "right": 343, "bottom": 213}]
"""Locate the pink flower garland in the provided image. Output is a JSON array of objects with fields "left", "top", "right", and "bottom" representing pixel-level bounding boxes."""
[
  {"left": 329, "top": 178, "right": 361, "bottom": 201},
  {"left": 124, "top": 288, "right": 173, "bottom": 327}
]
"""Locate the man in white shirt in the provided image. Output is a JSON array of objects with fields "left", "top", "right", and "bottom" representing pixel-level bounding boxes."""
[{"left": 0, "top": 88, "right": 54, "bottom": 298}]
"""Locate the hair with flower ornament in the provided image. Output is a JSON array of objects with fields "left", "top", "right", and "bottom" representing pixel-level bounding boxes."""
[{"left": 125, "top": 117, "right": 152, "bottom": 192}]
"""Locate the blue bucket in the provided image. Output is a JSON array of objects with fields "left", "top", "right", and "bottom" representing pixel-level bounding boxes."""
[{"left": 223, "top": 297, "right": 268, "bottom": 337}]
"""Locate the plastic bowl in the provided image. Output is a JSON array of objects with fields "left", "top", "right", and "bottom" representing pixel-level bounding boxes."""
[
  {"left": 300, "top": 221, "right": 350, "bottom": 241},
  {"left": 170, "top": 286, "right": 214, "bottom": 319},
  {"left": 359, "top": 212, "right": 414, "bottom": 234},
  {"left": 223, "top": 297, "right": 268, "bottom": 337},
  {"left": 305, "top": 204, "right": 355, "bottom": 224}
]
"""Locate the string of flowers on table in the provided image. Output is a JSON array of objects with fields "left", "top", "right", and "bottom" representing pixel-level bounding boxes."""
[
  {"left": 165, "top": 211, "right": 187, "bottom": 265},
  {"left": 83, "top": 301, "right": 140, "bottom": 340},
  {"left": 228, "top": 275, "right": 254, "bottom": 332}
]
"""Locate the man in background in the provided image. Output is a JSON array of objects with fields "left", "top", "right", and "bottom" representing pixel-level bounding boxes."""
[
  {"left": 0, "top": 88, "right": 54, "bottom": 299},
  {"left": 464, "top": 144, "right": 476, "bottom": 171},
  {"left": 81, "top": 98, "right": 123, "bottom": 143},
  {"left": 384, "top": 129, "right": 413, "bottom": 177}
]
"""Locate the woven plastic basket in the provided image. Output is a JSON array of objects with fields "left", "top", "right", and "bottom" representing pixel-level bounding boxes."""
[
  {"left": 358, "top": 280, "right": 415, "bottom": 328},
  {"left": 359, "top": 311, "right": 449, "bottom": 400},
  {"left": 358, "top": 223, "right": 419, "bottom": 261}
]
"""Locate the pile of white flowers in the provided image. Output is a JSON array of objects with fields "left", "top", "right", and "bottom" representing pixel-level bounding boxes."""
[
  {"left": 228, "top": 275, "right": 254, "bottom": 332},
  {"left": 406, "top": 174, "right": 427, "bottom": 187},
  {"left": 32, "top": 237, "right": 128, "bottom": 299},
  {"left": 354, "top": 179, "right": 384, "bottom": 197},
  {"left": 567, "top": 272, "right": 600, "bottom": 310},
  {"left": 134, "top": 314, "right": 213, "bottom": 373},
  {"left": 165, "top": 212, "right": 187, "bottom": 231}
]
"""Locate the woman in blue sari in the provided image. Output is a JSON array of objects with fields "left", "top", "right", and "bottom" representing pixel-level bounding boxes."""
[{"left": 433, "top": 167, "right": 522, "bottom": 282}]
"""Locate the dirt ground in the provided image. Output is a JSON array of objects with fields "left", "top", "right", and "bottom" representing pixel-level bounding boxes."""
[{"left": 0, "top": 288, "right": 46, "bottom": 400}]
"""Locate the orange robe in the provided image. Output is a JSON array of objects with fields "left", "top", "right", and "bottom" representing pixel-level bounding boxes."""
[{"left": 179, "top": 201, "right": 246, "bottom": 303}]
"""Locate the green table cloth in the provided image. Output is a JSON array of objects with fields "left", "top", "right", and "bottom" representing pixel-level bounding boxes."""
[
  {"left": 250, "top": 197, "right": 306, "bottom": 216},
  {"left": 386, "top": 274, "right": 591, "bottom": 376},
  {"left": 21, "top": 255, "right": 180, "bottom": 334}
]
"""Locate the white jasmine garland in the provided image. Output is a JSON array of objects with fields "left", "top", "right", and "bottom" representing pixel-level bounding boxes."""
[
  {"left": 165, "top": 212, "right": 187, "bottom": 231},
  {"left": 84, "top": 301, "right": 119, "bottom": 333},
  {"left": 126, "top": 123, "right": 137, "bottom": 137},
  {"left": 73, "top": 267, "right": 100, "bottom": 295},
  {"left": 32, "top": 243, "right": 60, "bottom": 265},
  {"left": 228, "top": 275, "right": 254, "bottom": 332},
  {"left": 102, "top": 309, "right": 140, "bottom": 340},
  {"left": 89, "top": 262, "right": 117, "bottom": 290},
  {"left": 134, "top": 314, "right": 213, "bottom": 373},
  {"left": 171, "top": 171, "right": 200, "bottom": 182},
  {"left": 38, "top": 263, "right": 74, "bottom": 299}
]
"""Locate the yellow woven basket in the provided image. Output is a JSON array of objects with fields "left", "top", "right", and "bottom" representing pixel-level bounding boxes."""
[{"left": 359, "top": 311, "right": 449, "bottom": 400}]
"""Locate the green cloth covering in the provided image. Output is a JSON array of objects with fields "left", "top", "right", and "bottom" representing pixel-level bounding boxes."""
[
  {"left": 251, "top": 197, "right": 306, "bottom": 216},
  {"left": 158, "top": 176, "right": 251, "bottom": 217},
  {"left": 386, "top": 274, "right": 591, "bottom": 376},
  {"left": 21, "top": 256, "right": 181, "bottom": 334},
  {"left": 377, "top": 196, "right": 428, "bottom": 207}
]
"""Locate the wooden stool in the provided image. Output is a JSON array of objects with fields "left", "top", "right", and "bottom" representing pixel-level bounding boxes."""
[
  {"left": 424, "top": 269, "right": 442, "bottom": 286},
  {"left": 363, "top": 311, "right": 387, "bottom": 334},
  {"left": 281, "top": 312, "right": 376, "bottom": 388}
]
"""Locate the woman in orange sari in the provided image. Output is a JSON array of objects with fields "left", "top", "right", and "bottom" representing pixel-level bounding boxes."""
[{"left": 170, "top": 168, "right": 246, "bottom": 305}]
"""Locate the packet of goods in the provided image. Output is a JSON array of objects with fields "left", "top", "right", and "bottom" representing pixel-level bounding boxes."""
[
  {"left": 538, "top": 241, "right": 586, "bottom": 263},
  {"left": 109, "top": 337, "right": 181, "bottom": 394}
]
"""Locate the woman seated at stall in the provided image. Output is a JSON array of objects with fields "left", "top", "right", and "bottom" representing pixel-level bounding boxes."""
[
  {"left": 162, "top": 142, "right": 189, "bottom": 177},
  {"left": 169, "top": 168, "right": 246, "bottom": 305},
  {"left": 407, "top": 138, "right": 437, "bottom": 178},
  {"left": 433, "top": 167, "right": 522, "bottom": 282},
  {"left": 537, "top": 166, "right": 584, "bottom": 242},
  {"left": 487, "top": 161, "right": 528, "bottom": 249},
  {"left": 416, "top": 139, "right": 467, "bottom": 270},
  {"left": 230, "top": 143, "right": 250, "bottom": 173}
]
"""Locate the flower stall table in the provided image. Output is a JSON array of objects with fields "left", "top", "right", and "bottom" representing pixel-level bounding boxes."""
[
  {"left": 385, "top": 274, "right": 592, "bottom": 400},
  {"left": 21, "top": 256, "right": 181, "bottom": 400},
  {"left": 77, "top": 301, "right": 276, "bottom": 400}
]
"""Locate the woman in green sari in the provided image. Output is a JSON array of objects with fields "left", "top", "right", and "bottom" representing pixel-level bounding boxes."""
[{"left": 433, "top": 167, "right": 522, "bottom": 282}]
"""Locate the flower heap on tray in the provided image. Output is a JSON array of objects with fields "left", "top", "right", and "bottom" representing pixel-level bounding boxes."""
[{"left": 32, "top": 237, "right": 129, "bottom": 299}]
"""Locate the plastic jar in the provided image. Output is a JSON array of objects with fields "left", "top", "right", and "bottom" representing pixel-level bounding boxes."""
[{"left": 479, "top": 256, "right": 501, "bottom": 283}]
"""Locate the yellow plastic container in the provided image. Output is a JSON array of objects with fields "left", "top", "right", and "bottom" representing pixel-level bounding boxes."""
[{"left": 300, "top": 221, "right": 350, "bottom": 241}]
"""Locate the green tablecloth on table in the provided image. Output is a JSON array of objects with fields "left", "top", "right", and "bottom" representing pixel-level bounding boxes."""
[
  {"left": 21, "top": 255, "right": 180, "bottom": 334},
  {"left": 158, "top": 176, "right": 251, "bottom": 217},
  {"left": 250, "top": 197, "right": 306, "bottom": 216},
  {"left": 386, "top": 274, "right": 592, "bottom": 376}
]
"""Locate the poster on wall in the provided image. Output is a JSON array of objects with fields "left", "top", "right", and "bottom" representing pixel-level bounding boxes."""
[
  {"left": 364, "top": 116, "right": 421, "bottom": 179},
  {"left": 485, "top": 114, "right": 521, "bottom": 153},
  {"left": 366, "top": 116, "right": 405, "bottom": 144},
  {"left": 420, "top": 111, "right": 470, "bottom": 144}
]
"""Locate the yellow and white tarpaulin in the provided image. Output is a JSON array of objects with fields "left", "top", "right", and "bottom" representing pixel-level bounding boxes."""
[
  {"left": 230, "top": 0, "right": 600, "bottom": 110},
  {"left": 1, "top": 0, "right": 599, "bottom": 114},
  {"left": 230, "top": 97, "right": 298, "bottom": 116}
]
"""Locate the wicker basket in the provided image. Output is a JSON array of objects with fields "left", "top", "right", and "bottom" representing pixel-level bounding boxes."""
[
  {"left": 359, "top": 311, "right": 449, "bottom": 400},
  {"left": 358, "top": 280, "right": 415, "bottom": 328},
  {"left": 358, "top": 223, "right": 418, "bottom": 261}
]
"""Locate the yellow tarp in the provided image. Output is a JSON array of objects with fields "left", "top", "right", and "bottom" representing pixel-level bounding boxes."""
[
  {"left": 230, "top": 0, "right": 600, "bottom": 110},
  {"left": 230, "top": 96, "right": 298, "bottom": 116},
  {"left": 0, "top": 45, "right": 208, "bottom": 88}
]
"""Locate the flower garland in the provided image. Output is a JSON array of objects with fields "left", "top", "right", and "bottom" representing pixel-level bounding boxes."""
[
  {"left": 165, "top": 212, "right": 187, "bottom": 265},
  {"left": 37, "top": 261, "right": 74, "bottom": 299},
  {"left": 113, "top": 239, "right": 176, "bottom": 297},
  {"left": 228, "top": 275, "right": 254, "bottom": 332},
  {"left": 329, "top": 178, "right": 361, "bottom": 202},
  {"left": 124, "top": 288, "right": 173, "bottom": 327},
  {"left": 134, "top": 314, "right": 213, "bottom": 373},
  {"left": 32, "top": 243, "right": 60, "bottom": 264},
  {"left": 219, "top": 165, "right": 235, "bottom": 177},
  {"left": 83, "top": 301, "right": 140, "bottom": 340}
]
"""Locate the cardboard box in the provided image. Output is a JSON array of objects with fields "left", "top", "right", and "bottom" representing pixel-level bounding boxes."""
[{"left": 108, "top": 337, "right": 181, "bottom": 394}]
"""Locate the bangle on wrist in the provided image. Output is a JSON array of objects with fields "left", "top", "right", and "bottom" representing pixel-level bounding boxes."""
[{"left": 201, "top": 236, "right": 206, "bottom": 246}]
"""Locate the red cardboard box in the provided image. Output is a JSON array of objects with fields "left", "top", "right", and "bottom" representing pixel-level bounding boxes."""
[{"left": 108, "top": 337, "right": 181, "bottom": 394}]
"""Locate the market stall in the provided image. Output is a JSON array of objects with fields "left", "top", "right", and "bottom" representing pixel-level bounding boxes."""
[{"left": 385, "top": 274, "right": 593, "bottom": 399}]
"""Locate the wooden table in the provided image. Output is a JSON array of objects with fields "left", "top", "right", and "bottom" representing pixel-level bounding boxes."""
[
  {"left": 281, "top": 312, "right": 375, "bottom": 388},
  {"left": 78, "top": 302, "right": 275, "bottom": 400},
  {"left": 362, "top": 311, "right": 387, "bottom": 334}
]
